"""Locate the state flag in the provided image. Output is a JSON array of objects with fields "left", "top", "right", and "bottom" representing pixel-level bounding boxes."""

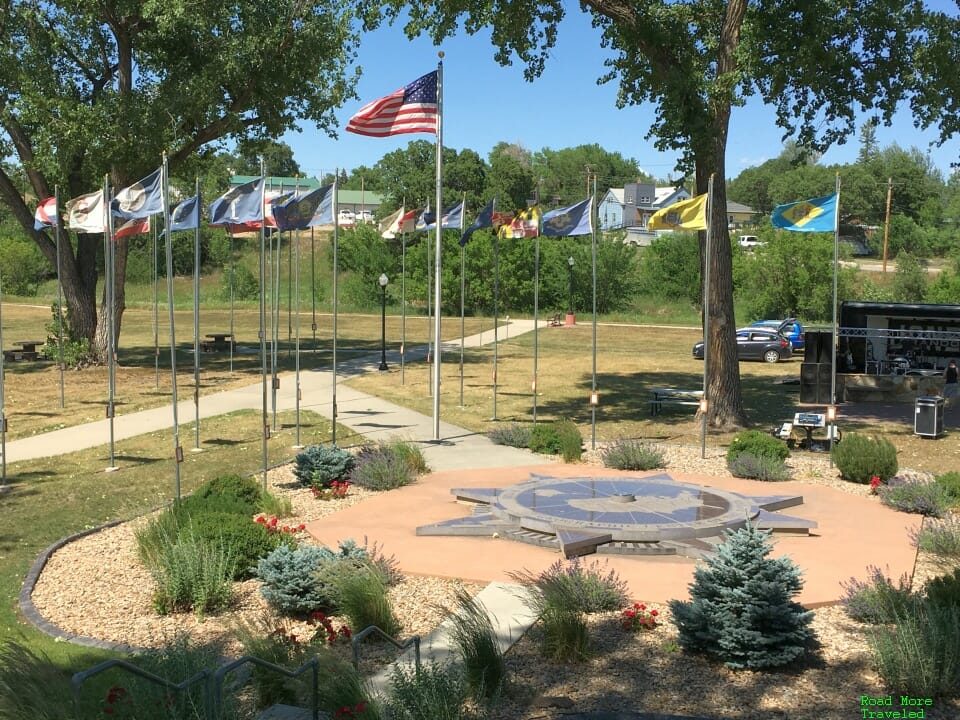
[
  {"left": 65, "top": 190, "right": 106, "bottom": 233},
  {"left": 112, "top": 169, "right": 163, "bottom": 220}
]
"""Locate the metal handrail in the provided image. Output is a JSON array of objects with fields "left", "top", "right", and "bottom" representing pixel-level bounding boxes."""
[
  {"left": 211, "top": 655, "right": 320, "bottom": 720},
  {"left": 351, "top": 625, "right": 420, "bottom": 673},
  {"left": 71, "top": 659, "right": 210, "bottom": 718}
]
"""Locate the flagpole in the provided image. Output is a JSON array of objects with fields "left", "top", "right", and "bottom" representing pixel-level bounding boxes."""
[
  {"left": 431, "top": 54, "right": 444, "bottom": 440},
  {"left": 830, "top": 173, "right": 842, "bottom": 459},
  {"left": 152, "top": 212, "right": 159, "bottom": 389},
  {"left": 192, "top": 177, "right": 202, "bottom": 451},
  {"left": 700, "top": 176, "right": 714, "bottom": 459},
  {"left": 160, "top": 155, "right": 184, "bottom": 497},
  {"left": 271, "top": 222, "right": 280, "bottom": 431},
  {"left": 426, "top": 206, "right": 432, "bottom": 395},
  {"left": 54, "top": 186, "right": 65, "bottom": 408},
  {"left": 401, "top": 203, "right": 407, "bottom": 385},
  {"left": 331, "top": 172, "right": 340, "bottom": 445},
  {"left": 533, "top": 227, "right": 540, "bottom": 424},
  {"left": 229, "top": 228, "right": 235, "bottom": 373},
  {"left": 591, "top": 182, "right": 598, "bottom": 450},
  {"left": 259, "top": 159, "right": 269, "bottom": 489},
  {"left": 492, "top": 197, "right": 499, "bottom": 421},
  {"left": 105, "top": 175, "right": 118, "bottom": 472},
  {"left": 294, "top": 179, "right": 303, "bottom": 448},
  {"left": 459, "top": 192, "right": 466, "bottom": 406},
  {"left": 311, "top": 227, "right": 317, "bottom": 352}
]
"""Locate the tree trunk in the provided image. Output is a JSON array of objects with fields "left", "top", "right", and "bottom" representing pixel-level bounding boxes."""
[{"left": 93, "top": 237, "right": 129, "bottom": 359}]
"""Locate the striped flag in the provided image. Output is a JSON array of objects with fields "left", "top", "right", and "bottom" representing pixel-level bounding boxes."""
[{"left": 346, "top": 71, "right": 438, "bottom": 137}]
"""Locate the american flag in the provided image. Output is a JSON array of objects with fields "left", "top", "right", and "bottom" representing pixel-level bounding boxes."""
[{"left": 346, "top": 71, "right": 438, "bottom": 137}]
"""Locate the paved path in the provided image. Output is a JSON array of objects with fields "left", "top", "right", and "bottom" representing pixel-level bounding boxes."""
[{"left": 3, "top": 319, "right": 544, "bottom": 471}]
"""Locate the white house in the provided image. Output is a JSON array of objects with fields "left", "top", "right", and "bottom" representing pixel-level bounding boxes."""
[{"left": 599, "top": 183, "right": 692, "bottom": 232}]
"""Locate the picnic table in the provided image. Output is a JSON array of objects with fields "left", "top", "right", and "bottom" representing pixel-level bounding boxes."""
[
  {"left": 649, "top": 387, "right": 703, "bottom": 415},
  {"left": 199, "top": 333, "right": 236, "bottom": 352},
  {"left": 4, "top": 340, "right": 44, "bottom": 362}
]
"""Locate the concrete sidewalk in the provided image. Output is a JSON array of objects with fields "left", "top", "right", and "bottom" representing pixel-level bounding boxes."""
[{"left": 3, "top": 319, "right": 543, "bottom": 471}]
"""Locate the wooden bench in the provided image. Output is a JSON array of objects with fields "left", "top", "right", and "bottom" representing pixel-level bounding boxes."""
[{"left": 548, "top": 313, "right": 563, "bottom": 327}]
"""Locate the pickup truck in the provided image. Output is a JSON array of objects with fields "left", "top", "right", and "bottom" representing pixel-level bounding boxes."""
[{"left": 738, "top": 235, "right": 763, "bottom": 248}]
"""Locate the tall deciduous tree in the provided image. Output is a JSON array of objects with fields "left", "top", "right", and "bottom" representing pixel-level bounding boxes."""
[
  {"left": 0, "top": 0, "right": 360, "bottom": 357},
  {"left": 368, "top": 0, "right": 928, "bottom": 427}
]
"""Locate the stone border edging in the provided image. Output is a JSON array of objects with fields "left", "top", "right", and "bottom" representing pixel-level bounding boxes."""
[{"left": 19, "top": 517, "right": 151, "bottom": 654}]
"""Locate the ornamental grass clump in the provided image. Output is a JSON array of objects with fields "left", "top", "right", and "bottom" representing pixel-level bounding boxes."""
[
  {"left": 511, "top": 557, "right": 628, "bottom": 614},
  {"left": 600, "top": 438, "right": 666, "bottom": 471},
  {"left": 325, "top": 560, "right": 399, "bottom": 637},
  {"left": 385, "top": 661, "right": 468, "bottom": 720},
  {"left": 448, "top": 588, "right": 506, "bottom": 702},
  {"left": 670, "top": 520, "right": 815, "bottom": 669},
  {"left": 831, "top": 433, "right": 898, "bottom": 484},
  {"left": 912, "top": 515, "right": 960, "bottom": 563},
  {"left": 294, "top": 444, "right": 354, "bottom": 489}
]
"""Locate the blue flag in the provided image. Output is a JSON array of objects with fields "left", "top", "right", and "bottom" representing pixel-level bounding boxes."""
[
  {"left": 418, "top": 201, "right": 464, "bottom": 231},
  {"left": 170, "top": 196, "right": 200, "bottom": 232},
  {"left": 542, "top": 198, "right": 592, "bottom": 237},
  {"left": 771, "top": 194, "right": 838, "bottom": 233},
  {"left": 273, "top": 184, "right": 334, "bottom": 231},
  {"left": 209, "top": 178, "right": 264, "bottom": 227},
  {"left": 112, "top": 168, "right": 163, "bottom": 220},
  {"left": 460, "top": 199, "right": 494, "bottom": 247}
]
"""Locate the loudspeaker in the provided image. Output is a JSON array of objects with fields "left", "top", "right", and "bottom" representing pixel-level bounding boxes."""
[
  {"left": 803, "top": 331, "right": 834, "bottom": 364},
  {"left": 800, "top": 362, "right": 834, "bottom": 404}
]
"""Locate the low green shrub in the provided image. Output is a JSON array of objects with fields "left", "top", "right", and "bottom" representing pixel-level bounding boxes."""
[
  {"left": 349, "top": 445, "right": 417, "bottom": 490},
  {"left": 912, "top": 516, "right": 960, "bottom": 561},
  {"left": 869, "top": 599, "right": 960, "bottom": 698},
  {"left": 294, "top": 444, "right": 354, "bottom": 489},
  {"left": 725, "top": 429, "right": 789, "bottom": 463},
  {"left": 487, "top": 423, "right": 531, "bottom": 448},
  {"left": 600, "top": 439, "right": 666, "bottom": 471},
  {"left": 879, "top": 477, "right": 952, "bottom": 518},
  {"left": 727, "top": 453, "right": 791, "bottom": 481},
  {"left": 448, "top": 589, "right": 506, "bottom": 702},
  {"left": 193, "top": 473, "right": 262, "bottom": 512},
  {"left": 385, "top": 661, "right": 468, "bottom": 720},
  {"left": 831, "top": 433, "right": 898, "bottom": 484},
  {"left": 839, "top": 566, "right": 916, "bottom": 624},
  {"left": 528, "top": 422, "right": 562, "bottom": 455},
  {"left": 219, "top": 262, "right": 259, "bottom": 301},
  {"left": 553, "top": 420, "right": 583, "bottom": 461},
  {"left": 190, "top": 511, "right": 284, "bottom": 579},
  {"left": 923, "top": 568, "right": 960, "bottom": 610},
  {"left": 934, "top": 471, "right": 960, "bottom": 504}
]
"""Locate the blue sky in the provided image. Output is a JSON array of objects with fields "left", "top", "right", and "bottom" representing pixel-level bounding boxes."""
[{"left": 282, "top": 9, "right": 960, "bottom": 186}]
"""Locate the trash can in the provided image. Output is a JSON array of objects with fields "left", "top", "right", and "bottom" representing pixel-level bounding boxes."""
[{"left": 915, "top": 396, "right": 944, "bottom": 438}]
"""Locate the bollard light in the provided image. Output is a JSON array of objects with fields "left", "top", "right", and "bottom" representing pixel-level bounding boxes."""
[
  {"left": 590, "top": 392, "right": 599, "bottom": 406},
  {"left": 698, "top": 398, "right": 709, "bottom": 413},
  {"left": 826, "top": 405, "right": 837, "bottom": 422}
]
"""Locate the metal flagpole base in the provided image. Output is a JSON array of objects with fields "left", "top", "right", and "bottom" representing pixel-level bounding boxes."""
[
  {"left": 291, "top": 444, "right": 305, "bottom": 450},
  {"left": 104, "top": 466, "right": 120, "bottom": 473},
  {"left": 190, "top": 447, "right": 204, "bottom": 454}
]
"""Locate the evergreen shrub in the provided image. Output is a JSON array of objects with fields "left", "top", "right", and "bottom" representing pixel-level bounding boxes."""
[
  {"left": 294, "top": 444, "right": 354, "bottom": 489},
  {"left": 727, "top": 453, "right": 791, "bottom": 481},
  {"left": 528, "top": 423, "right": 562, "bottom": 455},
  {"left": 839, "top": 566, "right": 916, "bottom": 624},
  {"left": 528, "top": 420, "right": 583, "bottom": 460},
  {"left": 600, "top": 439, "right": 665, "bottom": 471},
  {"left": 193, "top": 473, "right": 262, "bottom": 512},
  {"left": 487, "top": 423, "right": 532, "bottom": 448},
  {"left": 923, "top": 568, "right": 960, "bottom": 610},
  {"left": 831, "top": 433, "right": 898, "bottom": 483},
  {"left": 190, "top": 511, "right": 283, "bottom": 579},
  {"left": 256, "top": 544, "right": 342, "bottom": 614},
  {"left": 725, "top": 429, "right": 789, "bottom": 463},
  {"left": 879, "top": 477, "right": 952, "bottom": 518},
  {"left": 669, "top": 520, "right": 814, "bottom": 669}
]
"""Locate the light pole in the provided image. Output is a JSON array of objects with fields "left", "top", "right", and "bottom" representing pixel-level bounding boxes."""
[
  {"left": 378, "top": 273, "right": 389, "bottom": 371},
  {"left": 566, "top": 255, "right": 575, "bottom": 325}
]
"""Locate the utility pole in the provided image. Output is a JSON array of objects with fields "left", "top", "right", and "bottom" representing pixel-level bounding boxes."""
[{"left": 882, "top": 177, "right": 893, "bottom": 273}]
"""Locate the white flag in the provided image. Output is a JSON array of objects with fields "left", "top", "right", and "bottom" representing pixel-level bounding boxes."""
[{"left": 65, "top": 190, "right": 106, "bottom": 233}]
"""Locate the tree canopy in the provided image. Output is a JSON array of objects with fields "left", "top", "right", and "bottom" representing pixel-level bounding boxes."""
[
  {"left": 361, "top": 0, "right": 950, "bottom": 427},
  {"left": 0, "top": 0, "right": 361, "bottom": 353}
]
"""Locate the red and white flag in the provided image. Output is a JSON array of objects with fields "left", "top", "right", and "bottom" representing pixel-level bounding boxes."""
[
  {"left": 34, "top": 197, "right": 58, "bottom": 230},
  {"left": 346, "top": 71, "right": 438, "bottom": 137},
  {"left": 114, "top": 216, "right": 150, "bottom": 239}
]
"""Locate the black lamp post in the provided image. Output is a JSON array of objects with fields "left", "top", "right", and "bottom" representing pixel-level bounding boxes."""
[
  {"left": 567, "top": 256, "right": 575, "bottom": 318},
  {"left": 378, "top": 273, "right": 389, "bottom": 371}
]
